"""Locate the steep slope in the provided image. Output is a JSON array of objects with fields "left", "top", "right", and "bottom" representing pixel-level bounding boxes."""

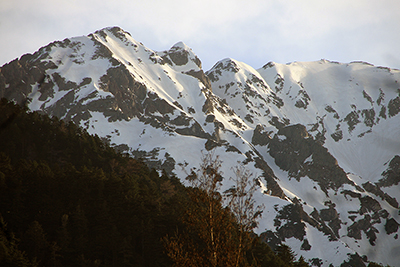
[
  {"left": 206, "top": 58, "right": 400, "bottom": 266},
  {"left": 1, "top": 26, "right": 399, "bottom": 266}
]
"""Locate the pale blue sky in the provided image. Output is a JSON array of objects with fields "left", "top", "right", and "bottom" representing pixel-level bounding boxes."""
[{"left": 1, "top": 0, "right": 399, "bottom": 70}]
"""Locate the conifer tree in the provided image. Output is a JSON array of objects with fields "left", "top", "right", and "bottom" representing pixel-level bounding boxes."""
[
  {"left": 69, "top": 204, "right": 89, "bottom": 259},
  {"left": 22, "top": 221, "right": 49, "bottom": 261},
  {"left": 276, "top": 244, "right": 296, "bottom": 266},
  {"left": 57, "top": 214, "right": 70, "bottom": 256},
  {"left": 0, "top": 215, "right": 37, "bottom": 267}
]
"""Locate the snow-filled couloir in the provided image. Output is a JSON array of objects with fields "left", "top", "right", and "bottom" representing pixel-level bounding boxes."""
[{"left": 1, "top": 26, "right": 400, "bottom": 267}]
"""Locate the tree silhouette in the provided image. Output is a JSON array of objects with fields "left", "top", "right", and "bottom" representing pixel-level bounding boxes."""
[
  {"left": 224, "top": 164, "right": 264, "bottom": 266},
  {"left": 0, "top": 214, "right": 37, "bottom": 267},
  {"left": 165, "top": 152, "right": 266, "bottom": 267}
]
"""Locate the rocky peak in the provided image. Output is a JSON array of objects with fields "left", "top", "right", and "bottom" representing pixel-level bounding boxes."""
[
  {"left": 1, "top": 27, "right": 400, "bottom": 267},
  {"left": 93, "top": 26, "right": 132, "bottom": 41},
  {"left": 206, "top": 58, "right": 241, "bottom": 82},
  {"left": 160, "top": 41, "right": 202, "bottom": 69}
]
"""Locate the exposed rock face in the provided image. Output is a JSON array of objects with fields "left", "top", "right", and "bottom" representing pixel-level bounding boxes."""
[
  {"left": 347, "top": 214, "right": 378, "bottom": 245},
  {"left": 185, "top": 69, "right": 212, "bottom": 91},
  {"left": 253, "top": 156, "right": 286, "bottom": 199},
  {"left": 268, "top": 124, "right": 351, "bottom": 194},
  {"left": 378, "top": 155, "right": 400, "bottom": 187},
  {"left": 0, "top": 53, "right": 55, "bottom": 106},
  {"left": 388, "top": 96, "right": 400, "bottom": 117},
  {"left": 2, "top": 27, "right": 400, "bottom": 267},
  {"left": 274, "top": 203, "right": 308, "bottom": 241},
  {"left": 319, "top": 205, "right": 341, "bottom": 237},
  {"left": 252, "top": 124, "right": 271, "bottom": 146},
  {"left": 362, "top": 181, "right": 399, "bottom": 209},
  {"left": 161, "top": 41, "right": 202, "bottom": 68},
  {"left": 385, "top": 218, "right": 399, "bottom": 235},
  {"left": 97, "top": 64, "right": 148, "bottom": 120},
  {"left": 301, "top": 239, "right": 311, "bottom": 251}
]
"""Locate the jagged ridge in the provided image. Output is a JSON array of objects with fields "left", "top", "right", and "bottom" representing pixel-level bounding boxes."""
[{"left": 1, "top": 26, "right": 400, "bottom": 267}]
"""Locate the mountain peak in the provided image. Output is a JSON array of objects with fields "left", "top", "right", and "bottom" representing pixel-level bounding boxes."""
[
  {"left": 1, "top": 27, "right": 400, "bottom": 267},
  {"left": 159, "top": 41, "right": 202, "bottom": 69},
  {"left": 170, "top": 41, "right": 190, "bottom": 51},
  {"left": 95, "top": 26, "right": 132, "bottom": 37}
]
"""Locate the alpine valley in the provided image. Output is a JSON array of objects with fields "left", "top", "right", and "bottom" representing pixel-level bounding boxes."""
[{"left": 1, "top": 26, "right": 399, "bottom": 266}]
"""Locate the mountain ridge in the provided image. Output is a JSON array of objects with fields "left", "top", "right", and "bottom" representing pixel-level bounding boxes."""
[{"left": 1, "top": 26, "right": 399, "bottom": 266}]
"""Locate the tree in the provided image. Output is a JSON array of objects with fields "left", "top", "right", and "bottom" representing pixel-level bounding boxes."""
[
  {"left": 224, "top": 164, "right": 264, "bottom": 266},
  {"left": 22, "top": 221, "right": 48, "bottom": 261},
  {"left": 276, "top": 244, "right": 296, "bottom": 266},
  {"left": 187, "top": 152, "right": 225, "bottom": 266},
  {"left": 0, "top": 215, "right": 37, "bottom": 267},
  {"left": 69, "top": 204, "right": 89, "bottom": 259},
  {"left": 165, "top": 152, "right": 233, "bottom": 266},
  {"left": 164, "top": 152, "right": 265, "bottom": 267},
  {"left": 294, "top": 256, "right": 310, "bottom": 267},
  {"left": 57, "top": 214, "right": 70, "bottom": 256}
]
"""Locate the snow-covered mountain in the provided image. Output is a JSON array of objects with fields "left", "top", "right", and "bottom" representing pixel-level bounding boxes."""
[{"left": 1, "top": 26, "right": 399, "bottom": 266}]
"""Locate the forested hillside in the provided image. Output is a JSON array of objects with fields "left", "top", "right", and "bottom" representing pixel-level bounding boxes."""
[
  {"left": 0, "top": 99, "right": 313, "bottom": 267},
  {"left": 1, "top": 26, "right": 398, "bottom": 266}
]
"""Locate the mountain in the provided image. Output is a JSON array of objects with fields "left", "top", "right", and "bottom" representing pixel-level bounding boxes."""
[{"left": 1, "top": 26, "right": 399, "bottom": 266}]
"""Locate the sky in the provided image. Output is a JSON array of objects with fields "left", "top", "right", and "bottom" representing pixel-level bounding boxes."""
[{"left": 1, "top": 0, "right": 400, "bottom": 71}]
